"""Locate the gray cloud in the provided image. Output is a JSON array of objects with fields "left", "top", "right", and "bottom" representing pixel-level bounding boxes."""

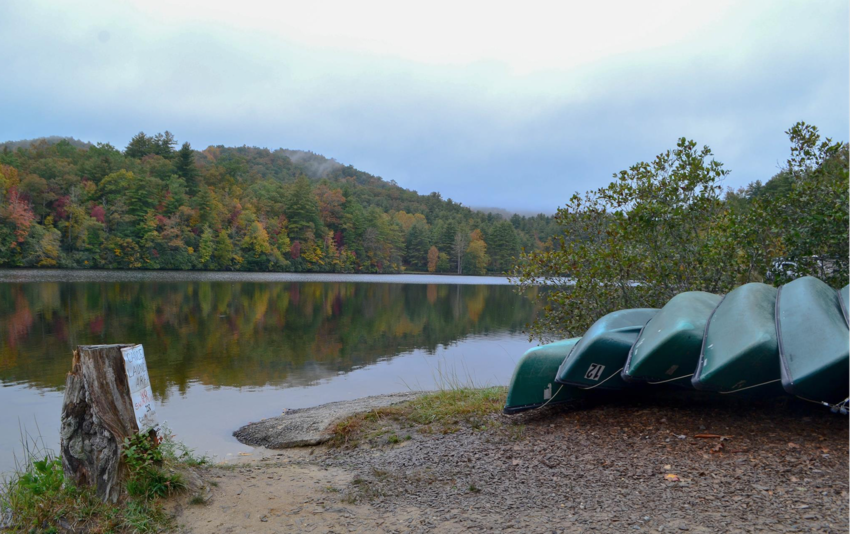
[{"left": 0, "top": 1, "right": 846, "bottom": 212}]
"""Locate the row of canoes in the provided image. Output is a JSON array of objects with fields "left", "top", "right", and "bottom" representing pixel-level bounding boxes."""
[{"left": 504, "top": 276, "right": 850, "bottom": 414}]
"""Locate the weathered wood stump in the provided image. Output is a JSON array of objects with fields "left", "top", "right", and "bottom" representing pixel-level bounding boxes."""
[{"left": 60, "top": 345, "right": 145, "bottom": 503}]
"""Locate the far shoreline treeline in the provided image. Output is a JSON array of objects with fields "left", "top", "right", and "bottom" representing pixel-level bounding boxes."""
[{"left": 0, "top": 134, "right": 556, "bottom": 274}]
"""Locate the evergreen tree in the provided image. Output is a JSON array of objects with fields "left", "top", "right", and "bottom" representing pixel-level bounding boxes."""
[
  {"left": 405, "top": 222, "right": 430, "bottom": 270},
  {"left": 125, "top": 132, "right": 153, "bottom": 158},
  {"left": 165, "top": 176, "right": 187, "bottom": 216},
  {"left": 175, "top": 142, "right": 200, "bottom": 195},
  {"left": 488, "top": 220, "right": 520, "bottom": 272},
  {"left": 153, "top": 131, "right": 177, "bottom": 159}
]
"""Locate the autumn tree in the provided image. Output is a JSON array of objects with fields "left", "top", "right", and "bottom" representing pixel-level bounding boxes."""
[
  {"left": 197, "top": 226, "right": 215, "bottom": 268},
  {"left": 464, "top": 229, "right": 490, "bottom": 275},
  {"left": 213, "top": 230, "right": 234, "bottom": 270},
  {"left": 314, "top": 183, "right": 345, "bottom": 227},
  {"left": 427, "top": 246, "right": 439, "bottom": 273}
]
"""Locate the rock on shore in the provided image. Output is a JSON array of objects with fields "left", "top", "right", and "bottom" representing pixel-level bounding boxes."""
[{"left": 233, "top": 392, "right": 424, "bottom": 448}]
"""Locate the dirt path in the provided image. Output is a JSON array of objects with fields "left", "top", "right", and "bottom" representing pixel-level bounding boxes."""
[
  {"left": 173, "top": 395, "right": 849, "bottom": 533},
  {"left": 172, "top": 456, "right": 414, "bottom": 533}
]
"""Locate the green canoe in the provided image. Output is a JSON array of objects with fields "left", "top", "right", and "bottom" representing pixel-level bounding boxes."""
[
  {"left": 622, "top": 291, "right": 722, "bottom": 387},
  {"left": 504, "top": 338, "right": 584, "bottom": 414},
  {"left": 555, "top": 309, "right": 658, "bottom": 390},
  {"left": 776, "top": 276, "right": 849, "bottom": 404},
  {"left": 839, "top": 284, "right": 849, "bottom": 326},
  {"left": 692, "top": 283, "right": 783, "bottom": 396}
]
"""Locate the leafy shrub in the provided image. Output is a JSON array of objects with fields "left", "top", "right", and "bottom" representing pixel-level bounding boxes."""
[
  {"left": 122, "top": 432, "right": 185, "bottom": 500},
  {"left": 513, "top": 123, "right": 848, "bottom": 341}
]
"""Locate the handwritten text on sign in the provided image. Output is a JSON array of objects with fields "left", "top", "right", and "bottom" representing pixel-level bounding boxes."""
[{"left": 121, "top": 345, "right": 158, "bottom": 433}]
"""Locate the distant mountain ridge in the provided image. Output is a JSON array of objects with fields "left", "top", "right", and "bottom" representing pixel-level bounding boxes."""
[{"left": 470, "top": 206, "right": 553, "bottom": 218}]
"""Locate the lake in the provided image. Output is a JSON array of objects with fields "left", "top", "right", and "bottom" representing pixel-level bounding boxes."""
[{"left": 0, "top": 270, "right": 540, "bottom": 472}]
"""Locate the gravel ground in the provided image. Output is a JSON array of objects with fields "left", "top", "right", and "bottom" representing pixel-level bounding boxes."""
[
  {"left": 177, "top": 393, "right": 848, "bottom": 533},
  {"left": 315, "top": 394, "right": 848, "bottom": 533}
]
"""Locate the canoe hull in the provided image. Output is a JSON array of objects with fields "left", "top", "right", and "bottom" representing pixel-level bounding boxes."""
[
  {"left": 555, "top": 309, "right": 658, "bottom": 390},
  {"left": 692, "top": 283, "right": 784, "bottom": 396},
  {"left": 623, "top": 291, "right": 722, "bottom": 387},
  {"left": 776, "top": 276, "right": 849, "bottom": 404},
  {"left": 504, "top": 338, "right": 583, "bottom": 414}
]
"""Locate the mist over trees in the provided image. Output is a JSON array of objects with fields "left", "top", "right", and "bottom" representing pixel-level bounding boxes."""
[{"left": 0, "top": 133, "right": 558, "bottom": 273}]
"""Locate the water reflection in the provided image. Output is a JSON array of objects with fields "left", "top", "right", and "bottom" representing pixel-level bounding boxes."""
[
  {"left": 1, "top": 279, "right": 538, "bottom": 395},
  {"left": 0, "top": 276, "right": 539, "bottom": 470}
]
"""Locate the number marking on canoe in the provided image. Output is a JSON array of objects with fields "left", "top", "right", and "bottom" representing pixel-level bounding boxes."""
[{"left": 585, "top": 364, "right": 605, "bottom": 381}]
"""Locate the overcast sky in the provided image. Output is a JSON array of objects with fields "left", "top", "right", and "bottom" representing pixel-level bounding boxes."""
[{"left": 1, "top": 1, "right": 847, "bottom": 213}]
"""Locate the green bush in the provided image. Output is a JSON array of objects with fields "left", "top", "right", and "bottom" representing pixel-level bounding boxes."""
[
  {"left": 122, "top": 432, "right": 186, "bottom": 500},
  {"left": 513, "top": 123, "right": 848, "bottom": 341}
]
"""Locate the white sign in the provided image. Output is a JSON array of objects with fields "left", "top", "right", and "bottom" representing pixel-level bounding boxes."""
[{"left": 121, "top": 345, "right": 158, "bottom": 433}]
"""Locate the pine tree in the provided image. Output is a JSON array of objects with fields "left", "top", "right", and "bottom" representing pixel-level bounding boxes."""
[
  {"left": 153, "top": 131, "right": 177, "bottom": 159},
  {"left": 175, "top": 142, "right": 200, "bottom": 195},
  {"left": 488, "top": 220, "right": 520, "bottom": 272},
  {"left": 125, "top": 132, "right": 153, "bottom": 159},
  {"left": 405, "top": 222, "right": 430, "bottom": 270}
]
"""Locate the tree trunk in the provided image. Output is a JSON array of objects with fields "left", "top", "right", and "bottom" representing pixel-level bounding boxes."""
[{"left": 60, "top": 345, "right": 141, "bottom": 503}]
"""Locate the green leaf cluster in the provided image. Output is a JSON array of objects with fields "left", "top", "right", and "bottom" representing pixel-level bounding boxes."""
[
  {"left": 122, "top": 433, "right": 185, "bottom": 500},
  {"left": 513, "top": 123, "right": 848, "bottom": 341}
]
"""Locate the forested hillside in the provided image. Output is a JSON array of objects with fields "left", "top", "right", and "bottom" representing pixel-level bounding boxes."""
[{"left": 0, "top": 133, "right": 559, "bottom": 273}]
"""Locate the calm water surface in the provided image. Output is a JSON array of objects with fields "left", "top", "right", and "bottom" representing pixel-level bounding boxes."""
[{"left": 0, "top": 270, "right": 539, "bottom": 471}]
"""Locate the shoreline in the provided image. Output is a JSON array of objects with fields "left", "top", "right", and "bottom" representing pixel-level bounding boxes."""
[{"left": 0, "top": 268, "right": 514, "bottom": 285}]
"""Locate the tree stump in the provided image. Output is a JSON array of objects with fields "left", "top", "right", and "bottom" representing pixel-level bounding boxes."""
[{"left": 60, "top": 345, "right": 144, "bottom": 503}]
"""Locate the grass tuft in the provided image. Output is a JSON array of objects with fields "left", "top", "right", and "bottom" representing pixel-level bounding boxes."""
[
  {"left": 330, "top": 387, "right": 507, "bottom": 447},
  {"left": 1, "top": 424, "right": 204, "bottom": 532}
]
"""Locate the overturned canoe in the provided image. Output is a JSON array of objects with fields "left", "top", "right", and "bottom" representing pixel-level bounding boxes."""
[
  {"left": 622, "top": 291, "right": 722, "bottom": 387},
  {"left": 692, "top": 283, "right": 783, "bottom": 396},
  {"left": 776, "top": 276, "right": 849, "bottom": 405},
  {"left": 504, "top": 338, "right": 584, "bottom": 414},
  {"left": 839, "top": 284, "right": 849, "bottom": 326},
  {"left": 555, "top": 309, "right": 658, "bottom": 390}
]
